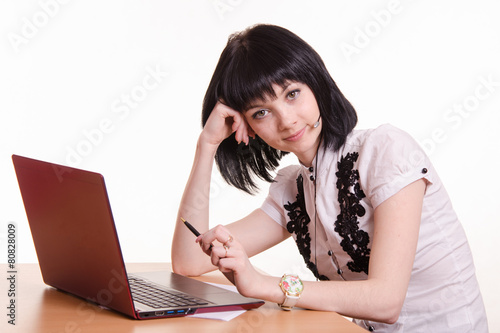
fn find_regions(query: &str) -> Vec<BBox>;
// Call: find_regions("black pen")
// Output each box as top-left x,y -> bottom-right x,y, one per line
181,217 -> 213,250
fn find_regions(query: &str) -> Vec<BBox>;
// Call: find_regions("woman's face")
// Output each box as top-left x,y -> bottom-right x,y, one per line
243,81 -> 322,166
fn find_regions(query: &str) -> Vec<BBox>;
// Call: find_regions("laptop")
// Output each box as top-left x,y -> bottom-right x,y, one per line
11,154 -> 264,319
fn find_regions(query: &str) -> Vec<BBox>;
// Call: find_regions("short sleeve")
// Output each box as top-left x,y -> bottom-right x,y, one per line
260,165 -> 301,229
356,124 -> 434,209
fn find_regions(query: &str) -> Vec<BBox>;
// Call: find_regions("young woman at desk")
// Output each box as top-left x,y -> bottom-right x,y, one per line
171,24 -> 488,332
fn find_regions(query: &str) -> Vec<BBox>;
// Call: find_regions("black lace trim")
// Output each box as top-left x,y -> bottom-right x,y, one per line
335,152 -> 370,274
284,174 -> 329,281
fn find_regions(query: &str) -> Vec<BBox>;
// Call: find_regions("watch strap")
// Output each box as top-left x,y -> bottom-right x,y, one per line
279,294 -> 300,310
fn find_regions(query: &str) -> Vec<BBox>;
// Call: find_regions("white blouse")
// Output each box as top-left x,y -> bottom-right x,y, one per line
261,124 -> 488,332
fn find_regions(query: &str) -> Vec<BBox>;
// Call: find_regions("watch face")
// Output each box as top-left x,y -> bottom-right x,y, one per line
281,274 -> 303,296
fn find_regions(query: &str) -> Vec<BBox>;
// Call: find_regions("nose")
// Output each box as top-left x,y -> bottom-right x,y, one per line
276,108 -> 297,131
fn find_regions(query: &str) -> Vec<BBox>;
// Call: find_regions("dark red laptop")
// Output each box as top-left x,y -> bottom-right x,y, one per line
12,154 -> 264,319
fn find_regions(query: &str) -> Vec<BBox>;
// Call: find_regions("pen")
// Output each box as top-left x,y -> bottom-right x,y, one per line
181,217 -> 213,250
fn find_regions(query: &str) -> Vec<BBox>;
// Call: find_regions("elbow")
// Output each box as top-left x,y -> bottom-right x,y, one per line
171,261 -> 188,276
361,279 -> 407,324
171,253 -> 183,275
171,259 -> 200,277
171,257 -> 210,277
373,298 -> 404,325
381,309 -> 401,325
172,263 -> 197,277
171,248 -> 198,276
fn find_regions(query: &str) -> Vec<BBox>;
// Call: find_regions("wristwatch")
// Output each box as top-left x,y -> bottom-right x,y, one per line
278,274 -> 304,310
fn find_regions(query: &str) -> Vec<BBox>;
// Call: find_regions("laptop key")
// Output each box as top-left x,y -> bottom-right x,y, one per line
128,277 -> 211,308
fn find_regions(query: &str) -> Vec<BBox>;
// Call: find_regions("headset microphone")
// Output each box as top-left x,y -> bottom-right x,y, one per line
313,115 -> 321,128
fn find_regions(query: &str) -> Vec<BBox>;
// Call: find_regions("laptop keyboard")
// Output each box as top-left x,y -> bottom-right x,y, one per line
128,277 -> 211,309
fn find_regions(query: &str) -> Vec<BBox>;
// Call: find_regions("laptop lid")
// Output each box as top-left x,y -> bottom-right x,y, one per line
12,154 -> 264,319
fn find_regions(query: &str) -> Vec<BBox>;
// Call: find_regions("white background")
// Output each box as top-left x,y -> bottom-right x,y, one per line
1,0 -> 498,331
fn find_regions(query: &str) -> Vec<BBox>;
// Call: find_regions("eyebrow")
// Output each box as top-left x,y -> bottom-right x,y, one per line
244,82 -> 292,112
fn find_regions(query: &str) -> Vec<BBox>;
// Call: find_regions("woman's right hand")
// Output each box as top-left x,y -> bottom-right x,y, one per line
200,101 -> 254,147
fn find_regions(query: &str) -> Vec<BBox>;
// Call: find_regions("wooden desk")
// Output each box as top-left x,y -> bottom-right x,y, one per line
1,263 -> 366,333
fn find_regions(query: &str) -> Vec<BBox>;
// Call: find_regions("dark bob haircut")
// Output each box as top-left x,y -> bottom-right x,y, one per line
202,24 -> 357,194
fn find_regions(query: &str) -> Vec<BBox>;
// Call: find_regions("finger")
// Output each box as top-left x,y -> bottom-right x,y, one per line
210,245 -> 229,267
210,249 -> 220,267
216,249 -> 237,274
247,125 -> 256,139
233,117 -> 249,145
231,114 -> 241,132
218,253 -> 244,274
206,225 -> 235,246
197,225 -> 237,263
232,117 -> 244,143
237,115 -> 255,145
238,123 -> 249,145
222,235 -> 234,247
240,116 -> 255,143
195,235 -> 213,254
217,103 -> 240,124
218,259 -> 234,274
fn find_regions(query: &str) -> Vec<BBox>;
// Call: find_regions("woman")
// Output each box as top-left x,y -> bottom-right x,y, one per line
171,24 -> 488,332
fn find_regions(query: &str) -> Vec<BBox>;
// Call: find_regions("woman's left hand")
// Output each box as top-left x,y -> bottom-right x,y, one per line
195,224 -> 263,298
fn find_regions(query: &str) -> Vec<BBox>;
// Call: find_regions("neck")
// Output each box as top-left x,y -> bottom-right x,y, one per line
298,134 -> 322,167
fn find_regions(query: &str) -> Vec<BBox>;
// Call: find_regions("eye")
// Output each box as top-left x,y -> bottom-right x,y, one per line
287,89 -> 300,100
252,109 -> 269,120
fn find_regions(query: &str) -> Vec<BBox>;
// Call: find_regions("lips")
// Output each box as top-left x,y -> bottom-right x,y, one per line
284,127 -> 306,142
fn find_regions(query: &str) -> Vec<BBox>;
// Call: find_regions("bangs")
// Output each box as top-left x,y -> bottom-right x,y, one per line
216,62 -> 295,112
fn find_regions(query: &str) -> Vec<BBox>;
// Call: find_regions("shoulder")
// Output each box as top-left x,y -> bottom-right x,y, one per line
346,124 -> 425,166
345,124 -> 432,208
348,124 -> 418,149
368,123 -> 417,143
272,165 -> 302,190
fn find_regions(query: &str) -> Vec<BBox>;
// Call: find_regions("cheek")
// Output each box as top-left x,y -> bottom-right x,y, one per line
247,119 -> 266,134
250,124 -> 274,143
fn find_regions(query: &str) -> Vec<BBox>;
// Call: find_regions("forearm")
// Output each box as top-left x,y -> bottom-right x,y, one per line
248,275 -> 403,324
171,136 -> 219,276
299,279 -> 403,324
